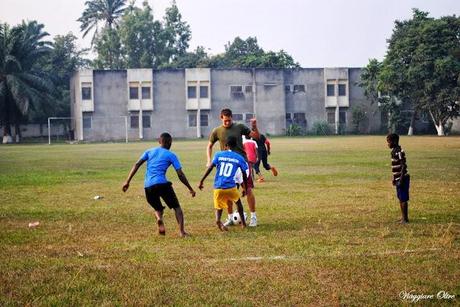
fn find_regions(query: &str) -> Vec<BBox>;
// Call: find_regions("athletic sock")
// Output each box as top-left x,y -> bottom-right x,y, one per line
251,212 -> 257,218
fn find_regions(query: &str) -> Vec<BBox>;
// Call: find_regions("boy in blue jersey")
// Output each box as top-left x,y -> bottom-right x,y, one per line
122,132 -> 196,237
198,136 -> 248,231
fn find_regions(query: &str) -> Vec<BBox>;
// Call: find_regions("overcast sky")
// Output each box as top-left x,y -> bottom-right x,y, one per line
1,0 -> 459,67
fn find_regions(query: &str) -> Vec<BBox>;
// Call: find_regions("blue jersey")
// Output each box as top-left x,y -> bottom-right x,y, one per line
212,150 -> 248,189
140,147 -> 181,188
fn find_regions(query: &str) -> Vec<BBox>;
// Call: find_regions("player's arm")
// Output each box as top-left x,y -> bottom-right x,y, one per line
198,165 -> 215,190
122,159 -> 145,192
248,118 -> 260,140
206,141 -> 214,167
176,169 -> 196,197
266,139 -> 271,155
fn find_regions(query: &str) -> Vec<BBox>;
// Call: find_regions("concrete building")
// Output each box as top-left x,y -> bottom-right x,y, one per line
70,68 -> 383,141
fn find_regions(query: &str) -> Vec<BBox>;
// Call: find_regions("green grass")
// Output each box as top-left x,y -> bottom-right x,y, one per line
0,136 -> 459,306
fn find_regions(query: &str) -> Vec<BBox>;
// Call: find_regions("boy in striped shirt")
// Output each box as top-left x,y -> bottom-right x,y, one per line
387,133 -> 410,224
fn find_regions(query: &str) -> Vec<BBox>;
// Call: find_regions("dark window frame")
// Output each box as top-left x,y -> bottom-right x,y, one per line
199,85 -> 208,98
327,84 -> 335,97
81,87 -> 92,100
141,86 -> 151,99
188,86 -> 197,99
338,84 -> 346,96
129,87 -> 139,100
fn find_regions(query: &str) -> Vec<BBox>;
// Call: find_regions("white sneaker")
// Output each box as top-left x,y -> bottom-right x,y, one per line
249,216 -> 257,227
223,217 -> 234,227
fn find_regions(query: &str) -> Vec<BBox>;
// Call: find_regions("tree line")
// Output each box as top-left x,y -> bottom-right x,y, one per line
1,2 -> 459,142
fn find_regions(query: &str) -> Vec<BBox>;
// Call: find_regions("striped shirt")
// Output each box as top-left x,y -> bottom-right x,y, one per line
390,146 -> 409,185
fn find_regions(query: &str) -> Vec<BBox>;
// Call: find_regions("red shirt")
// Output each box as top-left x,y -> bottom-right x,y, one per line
243,139 -> 258,164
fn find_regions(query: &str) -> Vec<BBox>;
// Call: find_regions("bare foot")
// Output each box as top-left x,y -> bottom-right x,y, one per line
216,221 -> 228,232
157,220 -> 166,235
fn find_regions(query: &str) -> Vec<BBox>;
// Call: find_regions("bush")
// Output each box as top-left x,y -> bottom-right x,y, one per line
312,121 -> 331,135
286,124 -> 303,136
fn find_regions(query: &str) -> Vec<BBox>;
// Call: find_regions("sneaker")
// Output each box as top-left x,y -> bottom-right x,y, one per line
248,216 -> 257,227
223,217 -> 234,227
257,177 -> 265,183
270,166 -> 278,176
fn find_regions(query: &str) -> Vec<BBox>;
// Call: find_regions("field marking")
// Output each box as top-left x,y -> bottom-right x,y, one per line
218,248 -> 442,263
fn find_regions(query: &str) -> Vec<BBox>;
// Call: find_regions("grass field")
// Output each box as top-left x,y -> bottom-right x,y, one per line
1,136 -> 459,306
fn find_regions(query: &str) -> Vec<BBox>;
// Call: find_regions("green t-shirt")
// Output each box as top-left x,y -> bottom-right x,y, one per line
209,123 -> 251,159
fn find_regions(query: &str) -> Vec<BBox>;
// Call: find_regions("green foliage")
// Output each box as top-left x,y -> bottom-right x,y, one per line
351,105 -> 367,133
0,21 -> 53,139
118,1 -> 162,68
160,0 -> 191,66
77,0 -> 127,44
286,124 -> 303,136
93,27 -> 124,69
311,121 -> 331,135
209,36 -> 299,68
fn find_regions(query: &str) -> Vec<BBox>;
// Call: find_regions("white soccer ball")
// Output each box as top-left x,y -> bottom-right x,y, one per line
232,211 -> 247,225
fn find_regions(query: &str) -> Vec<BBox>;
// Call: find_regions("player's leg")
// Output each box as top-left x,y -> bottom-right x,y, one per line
223,200 -> 234,227
246,172 -> 257,227
235,199 -> 246,228
145,185 -> 167,235
262,151 -> 278,176
255,154 -> 264,182
396,176 -> 410,223
160,182 -> 187,236
214,189 -> 229,231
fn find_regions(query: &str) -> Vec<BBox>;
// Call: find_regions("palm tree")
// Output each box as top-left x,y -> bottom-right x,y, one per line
0,21 -> 53,143
78,0 -> 127,44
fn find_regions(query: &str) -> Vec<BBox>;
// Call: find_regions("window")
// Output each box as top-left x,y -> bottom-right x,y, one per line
83,117 -> 91,129
129,86 -> 139,100
285,85 -> 292,93
200,114 -> 208,127
339,111 -> 346,124
338,84 -> 346,96
245,113 -> 254,123
327,84 -> 335,97
188,114 -> 197,127
200,86 -> 208,98
81,83 -> 92,100
187,86 -> 197,98
293,113 -> 306,124
230,86 -> 243,95
293,84 -> 305,93
130,115 -> 139,128
327,112 -> 335,124
143,115 -> 151,128
286,113 -> 292,121
245,85 -> 253,94
233,113 -> 243,121
142,86 -> 151,99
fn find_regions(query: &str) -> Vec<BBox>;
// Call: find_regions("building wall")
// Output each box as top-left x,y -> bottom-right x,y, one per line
71,67 -> 379,141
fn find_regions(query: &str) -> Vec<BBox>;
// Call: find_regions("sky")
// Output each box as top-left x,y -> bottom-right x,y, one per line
1,0 -> 459,67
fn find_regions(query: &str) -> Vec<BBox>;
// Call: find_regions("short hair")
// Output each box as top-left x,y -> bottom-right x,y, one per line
386,133 -> 399,144
160,132 -> 172,142
220,108 -> 232,117
225,136 -> 237,148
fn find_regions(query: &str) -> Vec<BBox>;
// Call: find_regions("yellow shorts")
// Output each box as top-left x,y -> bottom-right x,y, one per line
213,187 -> 240,210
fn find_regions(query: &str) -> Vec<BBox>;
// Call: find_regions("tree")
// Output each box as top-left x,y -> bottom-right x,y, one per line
166,46 -> 210,68
351,105 -> 367,133
77,0 -> 127,44
118,0 -> 163,68
93,27 -> 124,69
160,0 -> 191,66
0,21 -> 53,143
32,33 -> 90,123
381,10 -> 460,135
209,36 -> 299,69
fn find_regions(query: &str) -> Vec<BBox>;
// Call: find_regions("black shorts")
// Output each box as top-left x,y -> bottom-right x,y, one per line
144,182 -> 180,211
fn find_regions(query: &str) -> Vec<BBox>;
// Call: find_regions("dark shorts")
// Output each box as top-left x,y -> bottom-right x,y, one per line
145,182 -> 180,211
396,176 -> 410,202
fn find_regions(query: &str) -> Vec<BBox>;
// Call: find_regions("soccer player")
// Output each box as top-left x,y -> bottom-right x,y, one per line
242,135 -> 258,181
253,133 -> 278,183
387,133 -> 410,224
206,108 -> 260,227
122,132 -> 196,237
199,136 -> 248,231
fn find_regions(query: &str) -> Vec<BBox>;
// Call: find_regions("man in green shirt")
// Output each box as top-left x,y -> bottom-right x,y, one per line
206,108 -> 260,227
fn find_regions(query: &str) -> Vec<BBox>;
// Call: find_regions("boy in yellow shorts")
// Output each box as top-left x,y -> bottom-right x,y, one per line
198,136 -> 248,231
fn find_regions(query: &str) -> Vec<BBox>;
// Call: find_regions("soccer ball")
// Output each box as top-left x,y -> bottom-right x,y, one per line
232,211 -> 247,225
